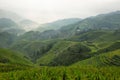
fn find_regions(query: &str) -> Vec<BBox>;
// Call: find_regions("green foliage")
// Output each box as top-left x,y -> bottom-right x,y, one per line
73,49 -> 120,67
0,63 -> 31,72
37,18 -> 81,32
96,41 -> 120,54
0,18 -> 24,34
37,41 -> 75,65
0,10 -> 120,80
37,41 -> 91,66
0,66 -> 120,80
68,30 -> 120,42
0,32 -> 16,48
57,11 -> 120,38
49,43 -> 91,66
11,40 -> 56,63
0,18 -> 18,28
0,48 -> 32,65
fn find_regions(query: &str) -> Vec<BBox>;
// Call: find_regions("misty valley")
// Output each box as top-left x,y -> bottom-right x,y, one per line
0,9 -> 120,80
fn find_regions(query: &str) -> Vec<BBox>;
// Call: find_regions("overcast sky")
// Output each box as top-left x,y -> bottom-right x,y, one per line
0,0 -> 120,23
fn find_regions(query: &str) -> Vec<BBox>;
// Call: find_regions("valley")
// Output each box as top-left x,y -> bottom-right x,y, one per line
0,10 -> 120,80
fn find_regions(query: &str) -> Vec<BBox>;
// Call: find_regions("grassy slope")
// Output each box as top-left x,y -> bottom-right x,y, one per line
0,48 -> 32,65
36,41 -> 91,66
36,41 -> 77,65
69,30 -> 120,44
10,30 -> 120,66
10,40 -> 56,62
68,30 -> 120,53
36,30 -> 120,66
73,41 -> 120,67
73,49 -> 120,67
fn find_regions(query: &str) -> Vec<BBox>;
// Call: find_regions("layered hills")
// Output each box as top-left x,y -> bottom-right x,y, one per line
0,10 -> 120,67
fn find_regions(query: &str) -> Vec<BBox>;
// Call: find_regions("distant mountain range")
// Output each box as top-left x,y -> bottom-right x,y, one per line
16,11 -> 120,41
19,19 -> 39,31
36,18 -> 81,32
0,18 -> 24,35
59,11 -> 120,36
0,9 -> 39,31
0,10 -> 120,67
0,9 -> 23,22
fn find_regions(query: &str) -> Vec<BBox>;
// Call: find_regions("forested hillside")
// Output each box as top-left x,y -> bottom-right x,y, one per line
0,10 -> 120,80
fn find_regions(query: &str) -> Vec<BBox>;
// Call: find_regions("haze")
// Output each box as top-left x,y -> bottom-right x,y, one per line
0,0 -> 120,23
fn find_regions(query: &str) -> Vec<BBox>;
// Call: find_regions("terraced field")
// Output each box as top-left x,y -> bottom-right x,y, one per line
73,49 -> 120,67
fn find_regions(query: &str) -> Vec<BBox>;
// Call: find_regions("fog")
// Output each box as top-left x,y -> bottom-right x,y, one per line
0,0 -> 120,23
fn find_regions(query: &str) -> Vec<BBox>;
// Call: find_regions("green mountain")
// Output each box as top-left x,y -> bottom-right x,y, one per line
11,22 -> 120,66
0,9 -> 23,22
19,11 -> 120,41
36,29 -> 120,66
0,9 -> 38,31
10,40 -> 56,63
1,10 -> 120,67
0,18 -> 18,28
36,18 -> 81,32
59,11 -> 120,37
0,48 -> 32,65
0,32 -> 16,48
17,30 -> 60,41
0,10 -> 120,80
36,41 -> 91,66
73,49 -> 120,67
72,41 -> 120,67
68,30 -> 120,47
19,19 -> 39,31
0,18 -> 24,35
10,29 -> 120,66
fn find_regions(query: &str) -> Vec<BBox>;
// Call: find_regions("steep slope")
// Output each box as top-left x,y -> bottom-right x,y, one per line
0,9 -> 23,22
19,19 -> 39,31
11,40 -> 56,62
73,41 -> 120,67
73,49 -> 120,67
0,18 -> 24,35
20,11 -> 120,41
2,10 -> 120,67
59,11 -> 120,36
0,18 -> 18,28
95,41 -> 120,55
17,30 -> 60,41
37,41 -> 91,66
0,32 -> 16,48
69,30 -> 110,41
0,9 -> 38,31
13,30 -> 120,66
35,30 -> 120,66
68,30 -> 120,49
11,29 -> 120,66
0,48 -> 32,65
36,18 -> 81,32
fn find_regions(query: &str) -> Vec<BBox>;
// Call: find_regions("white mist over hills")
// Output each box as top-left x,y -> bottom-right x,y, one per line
0,0 -> 120,23
0,0 -> 120,31
0,9 -> 39,31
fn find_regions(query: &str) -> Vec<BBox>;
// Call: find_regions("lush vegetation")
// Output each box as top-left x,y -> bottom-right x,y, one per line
0,48 -> 32,65
0,10 -> 120,80
0,66 -> 120,80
